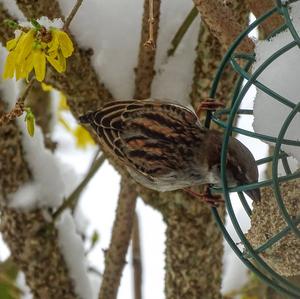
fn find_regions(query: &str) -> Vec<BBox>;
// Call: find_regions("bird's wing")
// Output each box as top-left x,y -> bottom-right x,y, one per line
80,99 -> 203,178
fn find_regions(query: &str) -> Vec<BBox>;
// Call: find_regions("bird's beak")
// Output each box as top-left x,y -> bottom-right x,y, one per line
245,188 -> 261,202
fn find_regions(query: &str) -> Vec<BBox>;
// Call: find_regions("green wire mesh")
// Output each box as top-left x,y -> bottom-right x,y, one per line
206,1 -> 300,297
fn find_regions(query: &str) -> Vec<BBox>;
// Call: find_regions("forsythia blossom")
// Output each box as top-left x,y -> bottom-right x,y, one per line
3,18 -> 74,82
58,92 -> 95,149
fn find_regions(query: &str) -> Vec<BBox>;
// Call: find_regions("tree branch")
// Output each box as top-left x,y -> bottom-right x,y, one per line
245,0 -> 284,37
167,7 -> 199,57
134,0 -> 161,99
98,177 -> 138,299
0,78 -> 35,126
144,0 -> 156,49
63,0 -> 84,30
193,0 -> 254,53
53,153 -> 105,220
16,0 -> 61,18
132,213 -> 143,299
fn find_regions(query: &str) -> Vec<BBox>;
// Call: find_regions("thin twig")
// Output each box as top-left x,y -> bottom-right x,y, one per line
282,0 -> 298,5
98,178 -> 138,299
53,152 -> 105,219
167,7 -> 198,57
63,0 -> 84,30
132,212 -> 143,299
134,0 -> 161,99
144,0 -> 156,49
0,77 -> 35,126
87,266 -> 102,277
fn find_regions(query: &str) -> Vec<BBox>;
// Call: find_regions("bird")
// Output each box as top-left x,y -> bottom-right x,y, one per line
79,99 -> 260,205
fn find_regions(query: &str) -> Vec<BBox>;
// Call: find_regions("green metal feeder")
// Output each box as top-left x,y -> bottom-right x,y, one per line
207,0 -> 300,297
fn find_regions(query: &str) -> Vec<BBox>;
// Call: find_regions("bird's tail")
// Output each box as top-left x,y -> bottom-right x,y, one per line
79,112 -> 95,124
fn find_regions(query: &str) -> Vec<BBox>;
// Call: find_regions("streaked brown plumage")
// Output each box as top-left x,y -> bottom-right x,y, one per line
80,99 -> 260,202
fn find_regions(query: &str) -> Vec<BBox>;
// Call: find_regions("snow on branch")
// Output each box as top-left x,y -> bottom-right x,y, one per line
56,210 -> 93,299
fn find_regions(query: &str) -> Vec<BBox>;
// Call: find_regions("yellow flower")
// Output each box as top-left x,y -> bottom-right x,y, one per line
49,29 -> 74,58
6,32 -> 22,51
3,50 -> 17,79
16,29 -> 35,65
46,29 -> 73,73
73,125 -> 95,149
24,108 -> 35,137
41,82 -> 53,91
58,92 -> 69,111
46,53 -> 65,73
32,49 -> 46,82
2,20 -> 74,82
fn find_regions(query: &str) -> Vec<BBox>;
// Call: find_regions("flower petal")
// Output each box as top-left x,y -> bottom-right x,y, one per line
3,51 -> 16,79
24,52 -> 34,74
6,35 -> 21,51
33,50 -> 46,81
74,125 -> 95,149
57,31 -> 74,57
16,29 -> 35,65
58,50 -> 66,72
48,30 -> 59,53
46,54 -> 63,73
15,64 -> 27,80
41,82 -> 53,91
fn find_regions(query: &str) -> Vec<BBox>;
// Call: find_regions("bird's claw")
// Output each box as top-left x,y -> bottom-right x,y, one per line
195,98 -> 225,117
183,187 -> 224,207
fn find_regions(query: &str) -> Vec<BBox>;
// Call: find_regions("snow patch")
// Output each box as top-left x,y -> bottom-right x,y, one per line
19,17 -> 63,29
56,210 -> 93,299
58,0 -> 143,98
253,2 -> 300,164
8,116 -> 78,209
0,0 -> 25,21
151,2 -> 200,106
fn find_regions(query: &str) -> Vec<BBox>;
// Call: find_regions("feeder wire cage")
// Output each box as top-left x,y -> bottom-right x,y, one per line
207,0 -> 300,297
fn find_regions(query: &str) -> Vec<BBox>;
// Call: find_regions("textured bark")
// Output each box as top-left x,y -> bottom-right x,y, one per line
134,0 -> 161,99
193,0 -> 254,53
0,4 -> 16,42
0,101 -> 31,201
0,209 -> 77,299
164,193 -> 223,299
191,0 -> 249,117
245,0 -> 284,37
98,178 -> 137,299
0,98 -> 77,299
16,0 -> 61,19
132,213 -> 142,299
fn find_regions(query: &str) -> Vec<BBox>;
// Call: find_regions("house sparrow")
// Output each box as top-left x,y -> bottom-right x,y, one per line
79,99 -> 260,204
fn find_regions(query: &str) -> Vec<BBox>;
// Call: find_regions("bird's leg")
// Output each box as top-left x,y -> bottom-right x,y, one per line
183,185 -> 224,207
195,98 -> 225,117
